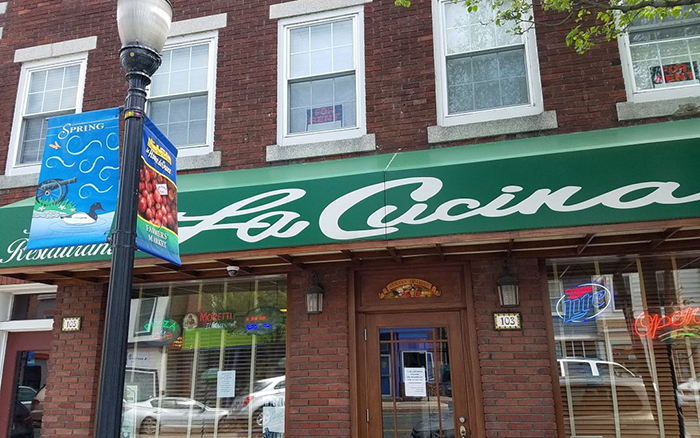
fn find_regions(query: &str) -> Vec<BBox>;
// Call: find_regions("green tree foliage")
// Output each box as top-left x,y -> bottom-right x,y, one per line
395,0 -> 699,53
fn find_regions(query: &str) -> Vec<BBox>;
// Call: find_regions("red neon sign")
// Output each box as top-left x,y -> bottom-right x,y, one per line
635,307 -> 700,339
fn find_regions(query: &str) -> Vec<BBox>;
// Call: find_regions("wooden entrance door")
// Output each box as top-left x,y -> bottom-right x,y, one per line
362,311 -> 472,438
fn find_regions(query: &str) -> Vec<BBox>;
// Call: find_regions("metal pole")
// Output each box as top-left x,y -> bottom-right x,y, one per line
94,44 -> 162,438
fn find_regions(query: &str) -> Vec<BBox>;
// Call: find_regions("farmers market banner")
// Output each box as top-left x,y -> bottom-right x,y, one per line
1,118 -> 700,269
26,108 -> 120,250
136,117 -> 181,266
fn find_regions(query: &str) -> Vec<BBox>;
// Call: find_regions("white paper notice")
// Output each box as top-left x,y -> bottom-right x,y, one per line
217,370 -> 236,398
404,367 -> 427,397
263,406 -> 285,433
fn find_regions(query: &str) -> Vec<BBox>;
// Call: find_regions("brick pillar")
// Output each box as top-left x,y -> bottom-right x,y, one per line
287,268 -> 351,437
41,283 -> 106,437
472,258 -> 559,438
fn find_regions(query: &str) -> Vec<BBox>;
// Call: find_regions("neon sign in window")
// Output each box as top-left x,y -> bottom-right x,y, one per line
635,307 -> 700,340
555,283 -> 612,323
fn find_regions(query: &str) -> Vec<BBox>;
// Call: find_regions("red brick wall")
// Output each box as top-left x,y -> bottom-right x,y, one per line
41,283 -> 106,437
472,258 -> 559,438
287,268 -> 352,437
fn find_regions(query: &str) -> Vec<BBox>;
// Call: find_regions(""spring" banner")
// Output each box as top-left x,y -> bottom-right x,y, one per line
27,108 -> 120,250
136,116 -> 181,266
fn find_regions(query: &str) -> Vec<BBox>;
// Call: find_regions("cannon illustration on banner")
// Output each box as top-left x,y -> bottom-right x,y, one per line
35,177 -> 77,203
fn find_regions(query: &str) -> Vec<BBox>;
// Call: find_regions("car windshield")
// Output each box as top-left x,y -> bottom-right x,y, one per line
254,379 -> 276,392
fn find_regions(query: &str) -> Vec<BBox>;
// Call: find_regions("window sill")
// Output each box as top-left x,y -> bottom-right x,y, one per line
266,133 -> 376,162
0,172 -> 39,189
178,151 -> 222,171
616,97 -> 700,121
427,111 -> 558,144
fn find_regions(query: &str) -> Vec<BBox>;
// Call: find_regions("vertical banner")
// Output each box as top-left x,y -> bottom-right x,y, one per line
27,108 -> 120,250
136,117 -> 181,265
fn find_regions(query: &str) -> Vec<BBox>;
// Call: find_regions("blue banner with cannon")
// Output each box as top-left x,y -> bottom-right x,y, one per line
27,108 -> 120,250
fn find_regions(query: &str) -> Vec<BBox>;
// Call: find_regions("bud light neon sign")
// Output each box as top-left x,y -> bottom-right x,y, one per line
555,283 -> 612,323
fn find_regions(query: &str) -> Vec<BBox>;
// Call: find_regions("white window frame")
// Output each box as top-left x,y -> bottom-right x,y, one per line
6,53 -> 88,176
146,30 -> 218,158
276,6 -> 367,147
431,0 -> 544,127
619,26 -> 700,103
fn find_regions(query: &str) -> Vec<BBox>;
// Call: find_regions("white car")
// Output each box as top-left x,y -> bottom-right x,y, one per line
230,376 -> 285,427
129,397 -> 233,434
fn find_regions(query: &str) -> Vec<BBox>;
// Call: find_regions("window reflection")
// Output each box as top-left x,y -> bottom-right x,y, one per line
121,277 -> 286,437
549,255 -> 700,438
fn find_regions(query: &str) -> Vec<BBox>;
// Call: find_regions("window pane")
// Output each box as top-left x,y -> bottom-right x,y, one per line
190,44 -> 209,69
151,43 -> 210,97
333,20 -> 353,46
63,65 -> 81,87
45,68 -> 64,91
290,53 -> 310,78
148,95 -> 209,148
24,65 -> 81,117
121,279 -> 287,437
310,49 -> 333,75
42,90 -> 61,112
310,23 -> 332,50
446,47 -> 529,114
28,70 -> 47,93
19,117 -> 49,164
288,75 -> 356,134
629,11 -> 700,92
289,18 -> 354,79
60,87 -> 78,110
26,93 -> 43,115
444,1 -> 521,55
290,27 -> 309,53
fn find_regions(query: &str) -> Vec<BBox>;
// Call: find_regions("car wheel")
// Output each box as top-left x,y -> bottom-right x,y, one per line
255,409 -> 265,427
140,417 -> 158,435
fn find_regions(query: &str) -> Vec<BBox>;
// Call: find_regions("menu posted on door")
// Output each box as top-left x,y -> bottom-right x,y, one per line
404,367 -> 427,397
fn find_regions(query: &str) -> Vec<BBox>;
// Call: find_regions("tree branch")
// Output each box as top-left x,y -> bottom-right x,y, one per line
575,0 -> 700,12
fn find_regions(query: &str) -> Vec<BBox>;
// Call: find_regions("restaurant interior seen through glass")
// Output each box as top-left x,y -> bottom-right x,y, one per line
120,277 -> 286,437
549,253 -> 700,438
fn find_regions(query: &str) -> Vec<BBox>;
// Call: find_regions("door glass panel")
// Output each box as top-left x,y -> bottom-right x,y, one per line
7,350 -> 49,438
378,328 -> 454,438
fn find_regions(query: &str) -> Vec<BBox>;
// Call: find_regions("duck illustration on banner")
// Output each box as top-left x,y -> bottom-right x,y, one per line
27,108 -> 120,250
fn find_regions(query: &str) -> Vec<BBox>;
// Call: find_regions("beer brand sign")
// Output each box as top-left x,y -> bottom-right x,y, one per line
555,283 -> 612,323
380,278 -> 441,299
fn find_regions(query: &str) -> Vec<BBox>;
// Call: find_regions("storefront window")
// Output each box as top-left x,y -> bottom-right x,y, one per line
548,254 -> 700,438
121,277 -> 286,437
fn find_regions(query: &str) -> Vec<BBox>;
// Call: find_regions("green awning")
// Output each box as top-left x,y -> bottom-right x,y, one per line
1,118 -> 699,269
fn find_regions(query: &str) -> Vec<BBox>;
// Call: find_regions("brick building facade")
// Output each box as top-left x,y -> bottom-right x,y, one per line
0,1 -> 698,438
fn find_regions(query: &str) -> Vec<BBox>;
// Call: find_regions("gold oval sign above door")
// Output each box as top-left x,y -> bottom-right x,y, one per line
379,278 -> 442,299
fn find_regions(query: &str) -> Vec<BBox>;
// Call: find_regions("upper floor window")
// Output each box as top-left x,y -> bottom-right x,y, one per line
432,0 -> 543,126
620,12 -> 700,102
8,54 -> 87,175
147,31 -> 217,157
277,6 -> 366,146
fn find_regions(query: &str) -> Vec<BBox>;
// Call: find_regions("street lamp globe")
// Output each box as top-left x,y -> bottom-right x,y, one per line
117,0 -> 173,52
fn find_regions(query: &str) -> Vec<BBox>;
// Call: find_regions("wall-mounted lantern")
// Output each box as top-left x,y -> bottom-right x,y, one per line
497,263 -> 520,308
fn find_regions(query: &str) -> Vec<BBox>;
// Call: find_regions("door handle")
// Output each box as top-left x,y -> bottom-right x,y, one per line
460,425 -> 467,437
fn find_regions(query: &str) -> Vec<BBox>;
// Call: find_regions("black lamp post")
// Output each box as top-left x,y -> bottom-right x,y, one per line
94,1 -> 172,437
